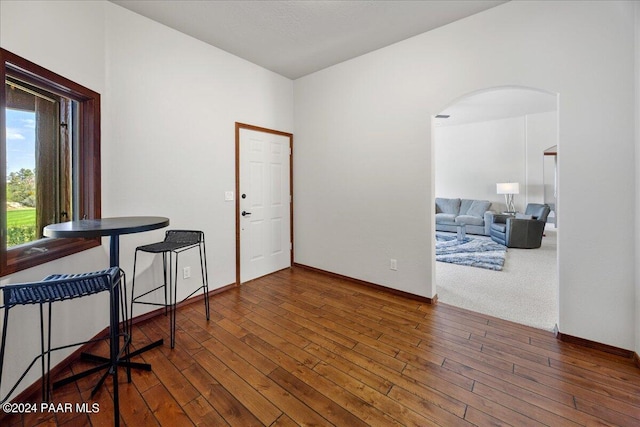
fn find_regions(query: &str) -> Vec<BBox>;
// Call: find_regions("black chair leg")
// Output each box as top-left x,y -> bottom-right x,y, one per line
170,253 -> 178,349
118,270 -> 132,384
111,274 -> 120,427
130,250 -> 139,342
163,252 -> 169,316
45,302 -> 53,402
0,309 -> 9,402
39,304 -> 46,402
199,242 -> 210,321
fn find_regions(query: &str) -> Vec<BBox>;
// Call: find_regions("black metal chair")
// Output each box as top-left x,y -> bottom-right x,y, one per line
0,267 -> 129,426
131,230 -> 210,348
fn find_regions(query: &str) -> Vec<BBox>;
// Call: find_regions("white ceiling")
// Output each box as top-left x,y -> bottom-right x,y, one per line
109,0 -> 506,79
435,88 -> 558,127
108,1 -> 551,125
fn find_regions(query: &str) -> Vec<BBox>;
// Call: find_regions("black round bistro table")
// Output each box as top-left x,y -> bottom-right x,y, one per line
43,216 -> 169,397
43,216 -> 170,268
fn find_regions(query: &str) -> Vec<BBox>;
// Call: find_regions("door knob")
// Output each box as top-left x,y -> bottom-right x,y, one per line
242,211 -> 252,217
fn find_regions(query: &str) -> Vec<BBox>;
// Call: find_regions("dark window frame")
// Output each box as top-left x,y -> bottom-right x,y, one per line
1,48 -> 101,276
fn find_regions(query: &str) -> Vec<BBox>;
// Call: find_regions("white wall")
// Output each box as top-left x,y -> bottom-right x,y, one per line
294,62 -> 432,297
295,1 -> 636,350
635,3 -> 640,357
435,111 -> 557,214
0,0 -> 293,400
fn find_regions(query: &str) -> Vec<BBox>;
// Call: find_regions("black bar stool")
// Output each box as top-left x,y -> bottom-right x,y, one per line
131,230 -> 210,348
0,267 -> 129,426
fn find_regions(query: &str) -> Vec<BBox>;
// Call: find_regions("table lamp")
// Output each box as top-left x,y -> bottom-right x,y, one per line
496,182 -> 519,213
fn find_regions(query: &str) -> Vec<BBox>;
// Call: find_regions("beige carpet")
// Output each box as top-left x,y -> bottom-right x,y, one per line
435,227 -> 558,331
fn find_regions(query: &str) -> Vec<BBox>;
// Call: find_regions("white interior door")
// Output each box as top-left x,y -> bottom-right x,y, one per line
240,128 -> 291,282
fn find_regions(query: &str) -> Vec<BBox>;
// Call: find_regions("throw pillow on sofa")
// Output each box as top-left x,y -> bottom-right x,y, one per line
435,198 -> 460,214
435,198 -> 461,224
464,200 -> 491,218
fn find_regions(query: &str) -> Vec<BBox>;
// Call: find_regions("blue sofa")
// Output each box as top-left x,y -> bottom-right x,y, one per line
435,197 -> 494,236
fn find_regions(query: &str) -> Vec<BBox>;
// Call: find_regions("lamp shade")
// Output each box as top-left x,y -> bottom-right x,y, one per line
496,182 -> 520,194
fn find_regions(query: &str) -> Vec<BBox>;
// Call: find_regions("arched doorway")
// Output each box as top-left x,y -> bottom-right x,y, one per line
433,86 -> 559,331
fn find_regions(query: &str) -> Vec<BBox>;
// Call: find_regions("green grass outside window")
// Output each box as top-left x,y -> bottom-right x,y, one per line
6,208 -> 36,246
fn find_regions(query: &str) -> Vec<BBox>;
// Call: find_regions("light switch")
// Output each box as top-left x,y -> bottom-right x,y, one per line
225,191 -> 234,201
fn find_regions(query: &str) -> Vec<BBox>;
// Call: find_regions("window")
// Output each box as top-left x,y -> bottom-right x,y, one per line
1,48 -> 101,276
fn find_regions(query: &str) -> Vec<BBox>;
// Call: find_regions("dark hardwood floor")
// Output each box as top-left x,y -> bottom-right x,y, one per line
3,267 -> 640,426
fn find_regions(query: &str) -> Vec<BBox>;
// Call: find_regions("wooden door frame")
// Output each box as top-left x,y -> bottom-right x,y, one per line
235,122 -> 294,285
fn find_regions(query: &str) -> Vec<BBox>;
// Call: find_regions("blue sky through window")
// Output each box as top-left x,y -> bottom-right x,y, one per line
5,108 -> 35,174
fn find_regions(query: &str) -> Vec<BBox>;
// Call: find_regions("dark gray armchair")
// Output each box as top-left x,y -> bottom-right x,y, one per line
489,203 -> 551,249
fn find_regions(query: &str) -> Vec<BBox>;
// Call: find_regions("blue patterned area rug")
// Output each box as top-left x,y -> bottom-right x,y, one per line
436,232 -> 506,271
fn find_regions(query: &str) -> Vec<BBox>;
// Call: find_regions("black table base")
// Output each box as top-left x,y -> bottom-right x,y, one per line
52,339 -> 163,396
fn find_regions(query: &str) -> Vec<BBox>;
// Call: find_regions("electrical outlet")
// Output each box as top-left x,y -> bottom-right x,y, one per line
183,266 -> 191,279
390,259 -> 397,271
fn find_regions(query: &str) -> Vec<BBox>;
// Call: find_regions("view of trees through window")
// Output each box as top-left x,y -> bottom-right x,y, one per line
5,75 -> 74,249
5,108 -> 37,247
1,47 -> 101,276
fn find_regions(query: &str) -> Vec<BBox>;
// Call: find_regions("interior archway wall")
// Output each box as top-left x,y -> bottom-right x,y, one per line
433,86 -> 559,327
293,1 -> 635,350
